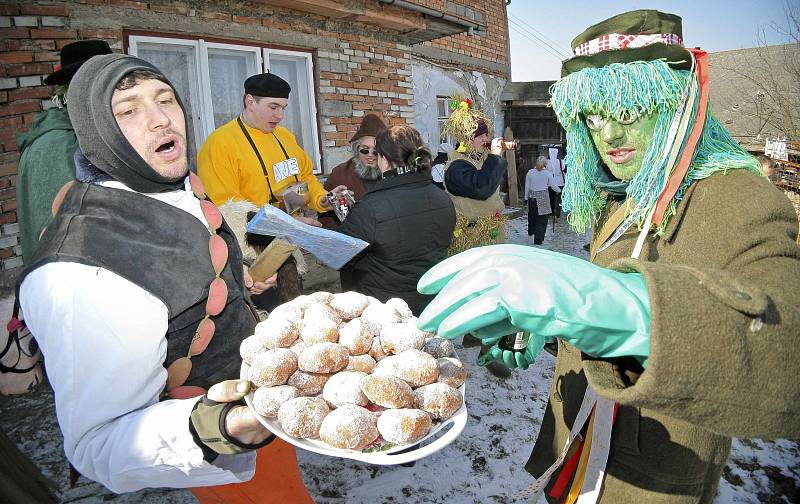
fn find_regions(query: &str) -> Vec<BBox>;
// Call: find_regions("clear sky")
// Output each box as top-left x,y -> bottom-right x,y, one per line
507,0 -> 796,82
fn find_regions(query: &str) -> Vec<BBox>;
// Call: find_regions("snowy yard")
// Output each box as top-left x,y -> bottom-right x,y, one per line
296,214 -> 800,504
0,213 -> 796,503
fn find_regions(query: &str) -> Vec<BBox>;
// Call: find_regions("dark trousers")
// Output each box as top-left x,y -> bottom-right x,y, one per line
527,198 -> 550,244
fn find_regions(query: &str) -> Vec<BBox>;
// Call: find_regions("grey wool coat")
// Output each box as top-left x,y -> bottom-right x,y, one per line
526,169 -> 800,503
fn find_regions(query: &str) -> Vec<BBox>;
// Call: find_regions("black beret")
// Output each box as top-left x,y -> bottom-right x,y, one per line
244,72 -> 291,98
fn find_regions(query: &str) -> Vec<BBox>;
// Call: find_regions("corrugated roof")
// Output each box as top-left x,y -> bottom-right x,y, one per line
708,44 -> 799,143
500,80 -> 555,103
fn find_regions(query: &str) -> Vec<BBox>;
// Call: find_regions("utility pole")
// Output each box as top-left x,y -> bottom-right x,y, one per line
504,126 -> 519,207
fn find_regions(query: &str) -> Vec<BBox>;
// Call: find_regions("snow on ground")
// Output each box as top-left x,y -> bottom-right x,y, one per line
296,214 -> 800,504
0,212 -> 797,503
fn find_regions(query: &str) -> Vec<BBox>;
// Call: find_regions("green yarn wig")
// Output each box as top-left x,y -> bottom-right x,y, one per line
550,59 -> 762,235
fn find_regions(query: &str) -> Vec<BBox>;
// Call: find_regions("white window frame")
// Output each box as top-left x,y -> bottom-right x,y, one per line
127,36 -> 205,148
202,41 -> 262,134
437,96 -> 454,147
263,48 -> 321,172
127,35 -> 321,172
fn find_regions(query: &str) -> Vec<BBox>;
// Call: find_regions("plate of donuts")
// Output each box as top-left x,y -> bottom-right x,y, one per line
240,291 -> 468,465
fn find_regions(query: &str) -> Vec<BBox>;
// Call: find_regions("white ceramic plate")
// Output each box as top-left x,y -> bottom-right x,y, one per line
241,358 -> 467,465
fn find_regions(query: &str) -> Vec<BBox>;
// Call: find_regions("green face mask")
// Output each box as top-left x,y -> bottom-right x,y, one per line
586,111 -> 658,181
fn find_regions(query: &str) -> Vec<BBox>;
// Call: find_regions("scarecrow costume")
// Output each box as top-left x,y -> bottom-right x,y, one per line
417,9 -> 800,504
441,95 -> 506,255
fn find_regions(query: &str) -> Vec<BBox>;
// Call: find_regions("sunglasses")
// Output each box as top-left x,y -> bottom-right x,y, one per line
166,172 -> 230,400
358,147 -> 378,156
584,109 -> 641,132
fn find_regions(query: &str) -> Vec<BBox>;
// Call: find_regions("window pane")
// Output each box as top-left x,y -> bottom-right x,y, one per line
438,97 -> 448,118
135,42 -> 204,150
207,48 -> 256,129
267,55 -> 311,152
264,50 -> 320,172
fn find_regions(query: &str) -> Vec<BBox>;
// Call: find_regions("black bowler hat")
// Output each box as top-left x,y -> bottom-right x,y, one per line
244,72 -> 291,99
44,40 -> 113,85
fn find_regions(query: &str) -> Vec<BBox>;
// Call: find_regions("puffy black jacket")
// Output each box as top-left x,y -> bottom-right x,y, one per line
338,171 -> 456,315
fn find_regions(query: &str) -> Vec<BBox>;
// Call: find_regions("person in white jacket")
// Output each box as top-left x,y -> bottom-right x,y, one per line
17,54 -> 273,493
524,155 -> 562,244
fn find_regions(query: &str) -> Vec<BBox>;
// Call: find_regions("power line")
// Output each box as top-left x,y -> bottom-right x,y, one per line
508,13 -> 571,58
509,23 -> 563,63
508,19 -> 566,62
508,14 -> 572,59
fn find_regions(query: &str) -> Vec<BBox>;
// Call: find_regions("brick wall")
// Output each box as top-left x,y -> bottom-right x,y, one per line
404,0 -> 509,67
317,36 -> 414,150
0,0 -> 510,281
0,3 -> 76,274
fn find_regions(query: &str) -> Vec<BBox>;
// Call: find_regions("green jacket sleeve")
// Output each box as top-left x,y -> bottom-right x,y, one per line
585,172 -> 800,439
17,129 -> 77,264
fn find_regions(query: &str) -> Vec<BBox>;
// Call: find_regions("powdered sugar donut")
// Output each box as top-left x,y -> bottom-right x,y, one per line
372,354 -> 400,377
304,301 -> 341,323
393,349 -> 439,387
240,335 -> 266,365
269,302 -> 303,325
278,396 -> 330,439
369,336 -> 390,361
298,342 -> 349,373
385,298 -> 413,321
437,357 -> 467,388
287,370 -> 331,396
377,408 -> 432,445
360,375 -> 413,409
252,385 -> 301,418
319,404 -> 378,450
345,354 -> 376,374
289,339 -> 307,358
248,348 -> 298,387
322,371 -> 369,407
255,316 -> 299,348
299,316 -> 339,346
380,322 -> 426,354
422,337 -> 455,358
291,294 -> 308,306
307,291 -> 334,304
413,382 -> 462,420
339,318 -> 374,355
360,303 -> 401,336
329,291 -> 369,320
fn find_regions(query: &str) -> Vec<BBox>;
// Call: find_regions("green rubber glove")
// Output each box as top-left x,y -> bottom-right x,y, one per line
417,244 -> 651,366
476,332 -> 547,370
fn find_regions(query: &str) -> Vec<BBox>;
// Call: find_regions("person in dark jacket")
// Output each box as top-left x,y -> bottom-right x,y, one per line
338,125 -> 455,315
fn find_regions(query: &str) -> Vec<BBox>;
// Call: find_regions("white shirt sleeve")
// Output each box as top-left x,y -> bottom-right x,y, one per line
524,169 -> 532,200
20,262 -> 255,493
431,163 -> 445,183
549,172 -> 562,193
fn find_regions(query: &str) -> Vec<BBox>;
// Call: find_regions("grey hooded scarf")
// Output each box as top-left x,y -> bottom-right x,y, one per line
66,53 -> 192,193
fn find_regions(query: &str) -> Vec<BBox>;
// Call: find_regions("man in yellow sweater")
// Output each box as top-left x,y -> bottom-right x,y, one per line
198,72 -> 347,309
198,72 -> 338,214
